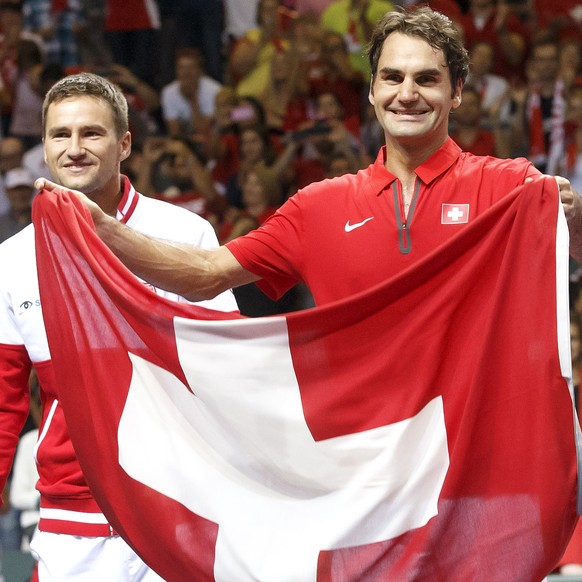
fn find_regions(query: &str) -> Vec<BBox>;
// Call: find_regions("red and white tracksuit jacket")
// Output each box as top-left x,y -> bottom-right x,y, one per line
0,177 -> 237,535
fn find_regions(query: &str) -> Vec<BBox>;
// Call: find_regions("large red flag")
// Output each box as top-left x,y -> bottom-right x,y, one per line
33,177 -> 579,581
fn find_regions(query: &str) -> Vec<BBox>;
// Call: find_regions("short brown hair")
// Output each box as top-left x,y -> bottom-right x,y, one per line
42,72 -> 129,138
367,6 -> 469,95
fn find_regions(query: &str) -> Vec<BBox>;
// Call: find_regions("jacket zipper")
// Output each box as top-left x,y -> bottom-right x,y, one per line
392,180 -> 421,255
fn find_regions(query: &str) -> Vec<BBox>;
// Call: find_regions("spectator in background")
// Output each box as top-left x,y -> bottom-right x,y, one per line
21,62 -> 65,181
325,152 -> 357,179
449,85 -> 503,157
100,63 -> 160,116
75,0 -> 110,67
220,162 -> 302,316
225,122 -> 280,209
161,47 -> 222,141
308,30 -> 366,124
460,0 -> 529,84
21,0 -> 86,67
0,135 -> 24,214
0,134 -> 23,175
233,95 -> 269,129
511,38 -> 567,173
324,151 -> 355,178
0,166 -> 35,242
206,93 -> 277,197
533,0 -> 582,42
320,0 -> 394,79
219,163 -> 281,243
204,86 -> 241,192
271,90 -> 370,194
228,0 -> 291,98
287,10 -> 322,86
8,38 -> 43,149
563,79 -> 582,192
160,0 -> 225,84
260,45 -> 309,133
294,0 -> 329,14
103,0 -> 161,87
10,370 -> 41,552
96,62 -> 162,147
0,1 -> 22,134
560,38 -> 582,89
313,90 -> 362,144
403,0 -> 463,25
0,2 -> 21,67
223,0 -> 260,44
466,41 -> 511,131
141,136 -> 226,221
121,135 -> 171,194
360,101 -> 384,159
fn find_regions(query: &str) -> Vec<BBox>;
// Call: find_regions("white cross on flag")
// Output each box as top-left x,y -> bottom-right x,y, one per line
33,178 -> 579,582
442,203 -> 470,224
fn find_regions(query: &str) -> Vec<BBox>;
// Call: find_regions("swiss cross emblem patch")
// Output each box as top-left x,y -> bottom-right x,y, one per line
442,204 -> 470,224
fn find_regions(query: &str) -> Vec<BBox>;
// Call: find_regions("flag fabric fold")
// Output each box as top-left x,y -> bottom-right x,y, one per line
33,177 -> 578,581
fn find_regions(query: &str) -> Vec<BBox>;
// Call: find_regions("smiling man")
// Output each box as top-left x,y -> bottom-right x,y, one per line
43,90 -> 131,217
0,73 -> 238,580
29,9 -> 582,578
39,6 -> 582,307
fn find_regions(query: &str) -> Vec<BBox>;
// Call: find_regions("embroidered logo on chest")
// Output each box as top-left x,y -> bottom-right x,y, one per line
345,217 -> 375,232
441,204 -> 469,224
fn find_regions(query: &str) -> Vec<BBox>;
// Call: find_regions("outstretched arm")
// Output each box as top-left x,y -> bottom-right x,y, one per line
35,179 -> 260,302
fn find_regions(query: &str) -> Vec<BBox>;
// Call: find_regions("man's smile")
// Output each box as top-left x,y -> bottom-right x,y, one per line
388,109 -> 429,116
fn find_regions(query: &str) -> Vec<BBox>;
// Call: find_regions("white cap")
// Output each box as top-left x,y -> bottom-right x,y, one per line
5,167 -> 35,189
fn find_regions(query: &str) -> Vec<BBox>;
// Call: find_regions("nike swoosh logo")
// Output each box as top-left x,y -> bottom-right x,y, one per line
345,217 -> 375,232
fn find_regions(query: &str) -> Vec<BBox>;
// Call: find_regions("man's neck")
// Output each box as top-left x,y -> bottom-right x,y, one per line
384,137 -> 445,182
93,175 -> 124,218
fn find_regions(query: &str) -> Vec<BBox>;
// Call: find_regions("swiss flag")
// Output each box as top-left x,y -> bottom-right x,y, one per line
33,177 -> 578,581
441,203 -> 470,224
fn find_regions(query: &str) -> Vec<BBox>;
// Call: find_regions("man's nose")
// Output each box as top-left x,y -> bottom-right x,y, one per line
398,78 -> 418,102
67,135 -> 85,157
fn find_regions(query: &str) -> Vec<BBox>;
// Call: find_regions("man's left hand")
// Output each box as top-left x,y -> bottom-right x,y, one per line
556,175 -> 582,263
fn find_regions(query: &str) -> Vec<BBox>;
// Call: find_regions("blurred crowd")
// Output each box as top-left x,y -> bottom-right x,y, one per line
1,0 -> 582,574
0,0 -> 581,257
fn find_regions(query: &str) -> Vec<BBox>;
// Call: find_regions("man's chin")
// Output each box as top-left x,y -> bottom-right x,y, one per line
388,131 -> 427,144
58,179 -> 94,194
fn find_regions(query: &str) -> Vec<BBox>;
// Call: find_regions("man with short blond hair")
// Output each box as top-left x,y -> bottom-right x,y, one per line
0,72 -> 237,581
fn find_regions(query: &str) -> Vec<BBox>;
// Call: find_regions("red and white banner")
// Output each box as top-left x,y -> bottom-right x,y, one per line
33,177 -> 579,581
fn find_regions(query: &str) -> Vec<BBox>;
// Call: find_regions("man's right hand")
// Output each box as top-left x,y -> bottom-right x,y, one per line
35,178 -> 104,224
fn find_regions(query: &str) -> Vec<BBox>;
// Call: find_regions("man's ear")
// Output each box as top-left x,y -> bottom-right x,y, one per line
452,81 -> 463,111
120,131 -> 131,162
368,78 -> 375,105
